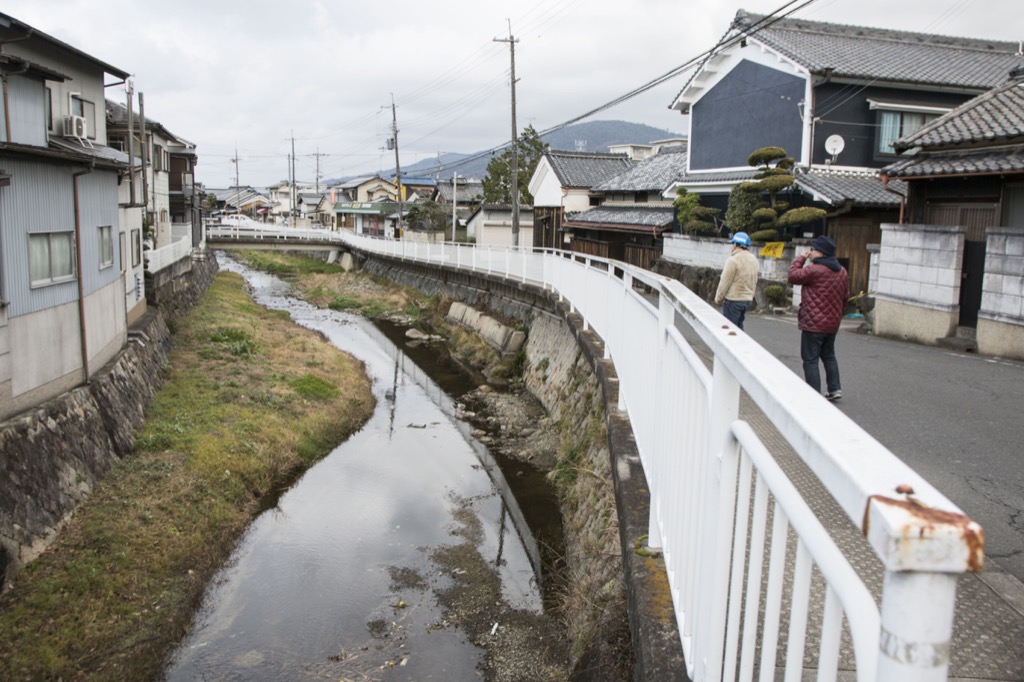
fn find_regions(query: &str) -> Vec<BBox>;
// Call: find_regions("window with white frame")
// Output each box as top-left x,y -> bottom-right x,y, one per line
29,232 -> 75,286
131,228 -> 142,267
98,225 -> 113,268
870,100 -> 950,155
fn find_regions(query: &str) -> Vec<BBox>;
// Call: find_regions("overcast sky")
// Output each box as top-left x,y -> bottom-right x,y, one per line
5,0 -> 1020,188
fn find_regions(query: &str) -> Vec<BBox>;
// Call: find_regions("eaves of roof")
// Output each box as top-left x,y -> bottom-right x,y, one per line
563,206 -> 675,231
894,75 -> 1024,152
0,12 -> 130,80
673,168 -> 759,186
106,100 -> 197,152
0,53 -> 68,81
881,145 -> 1024,178
1,138 -> 128,170
793,170 -> 904,208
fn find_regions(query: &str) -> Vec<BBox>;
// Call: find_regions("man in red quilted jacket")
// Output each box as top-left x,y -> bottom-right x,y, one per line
788,235 -> 850,401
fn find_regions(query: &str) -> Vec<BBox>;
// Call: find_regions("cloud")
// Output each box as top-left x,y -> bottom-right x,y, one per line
4,0 -> 1016,187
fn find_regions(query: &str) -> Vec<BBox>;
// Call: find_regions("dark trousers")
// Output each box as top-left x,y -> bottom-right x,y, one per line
800,330 -> 841,394
722,299 -> 750,329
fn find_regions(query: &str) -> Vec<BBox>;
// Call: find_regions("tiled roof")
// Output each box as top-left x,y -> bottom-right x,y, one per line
676,10 -> 1021,106
106,100 -> 194,149
734,10 -> 1021,89
793,169 -> 905,207
893,73 -> 1024,152
545,150 -> 633,188
882,147 -> 1024,177
564,206 -> 676,233
595,146 -> 689,192
674,168 -> 759,186
435,180 -> 484,203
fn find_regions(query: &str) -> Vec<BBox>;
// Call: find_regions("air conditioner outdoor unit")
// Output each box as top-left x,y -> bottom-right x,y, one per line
63,115 -> 87,139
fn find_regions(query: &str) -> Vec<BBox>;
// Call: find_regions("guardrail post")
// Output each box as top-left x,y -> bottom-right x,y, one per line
864,494 -> 977,681
690,355 -> 741,681
645,291 -> 677,550
876,572 -> 957,681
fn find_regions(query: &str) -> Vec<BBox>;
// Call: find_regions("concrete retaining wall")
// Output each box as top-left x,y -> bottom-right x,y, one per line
662,233 -> 794,281
446,302 -> 526,357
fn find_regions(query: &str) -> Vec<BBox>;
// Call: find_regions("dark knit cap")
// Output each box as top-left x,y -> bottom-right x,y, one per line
810,235 -> 836,257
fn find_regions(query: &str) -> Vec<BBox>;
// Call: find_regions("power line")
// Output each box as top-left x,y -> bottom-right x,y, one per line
426,0 -> 821,177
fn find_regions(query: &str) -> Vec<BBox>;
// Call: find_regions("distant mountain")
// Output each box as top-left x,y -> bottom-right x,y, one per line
329,120 -> 684,185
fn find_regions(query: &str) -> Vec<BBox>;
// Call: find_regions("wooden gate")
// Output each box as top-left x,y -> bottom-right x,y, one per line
829,218 -> 879,298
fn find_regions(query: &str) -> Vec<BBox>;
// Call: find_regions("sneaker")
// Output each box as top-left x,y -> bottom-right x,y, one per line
826,390 -> 842,402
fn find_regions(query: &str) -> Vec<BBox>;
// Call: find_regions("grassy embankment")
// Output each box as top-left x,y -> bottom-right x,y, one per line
0,262 -> 376,681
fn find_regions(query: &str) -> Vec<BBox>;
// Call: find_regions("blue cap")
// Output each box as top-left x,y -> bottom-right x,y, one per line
730,231 -> 751,247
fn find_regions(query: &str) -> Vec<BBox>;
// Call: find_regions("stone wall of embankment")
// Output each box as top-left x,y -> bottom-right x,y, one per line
0,254 -> 218,587
362,254 -> 685,680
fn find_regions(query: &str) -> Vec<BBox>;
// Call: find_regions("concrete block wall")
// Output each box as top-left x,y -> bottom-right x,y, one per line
873,223 -> 963,344
977,228 -> 1024,360
867,244 -> 880,294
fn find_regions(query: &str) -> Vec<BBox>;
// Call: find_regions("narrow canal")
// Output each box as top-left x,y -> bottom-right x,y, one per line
163,255 -> 566,680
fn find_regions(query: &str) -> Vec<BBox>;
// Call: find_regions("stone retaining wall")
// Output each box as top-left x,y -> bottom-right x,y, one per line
0,254 -> 218,587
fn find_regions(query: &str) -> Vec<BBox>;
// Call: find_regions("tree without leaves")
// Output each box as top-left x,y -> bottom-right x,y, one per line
481,124 -> 548,205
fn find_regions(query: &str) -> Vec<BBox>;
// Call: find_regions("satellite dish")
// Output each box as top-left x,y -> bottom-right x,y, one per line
824,134 -> 845,159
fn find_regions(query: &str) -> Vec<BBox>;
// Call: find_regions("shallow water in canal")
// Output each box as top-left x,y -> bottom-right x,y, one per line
163,256 -> 559,681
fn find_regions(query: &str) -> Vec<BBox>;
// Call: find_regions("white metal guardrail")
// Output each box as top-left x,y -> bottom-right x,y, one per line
213,228 -> 982,681
206,225 -> 340,243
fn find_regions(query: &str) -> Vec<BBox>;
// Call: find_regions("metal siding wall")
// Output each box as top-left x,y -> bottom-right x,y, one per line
690,60 -> 804,171
78,170 -> 121,296
7,76 -> 49,147
0,157 -> 78,317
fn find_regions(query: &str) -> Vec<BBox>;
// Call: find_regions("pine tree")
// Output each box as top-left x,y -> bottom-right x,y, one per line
481,125 -> 548,205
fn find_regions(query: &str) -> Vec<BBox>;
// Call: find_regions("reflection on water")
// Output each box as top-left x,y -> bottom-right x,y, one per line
163,255 -> 557,681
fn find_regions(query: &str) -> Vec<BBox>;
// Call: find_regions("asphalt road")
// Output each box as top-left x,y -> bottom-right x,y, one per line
743,314 -> 1024,584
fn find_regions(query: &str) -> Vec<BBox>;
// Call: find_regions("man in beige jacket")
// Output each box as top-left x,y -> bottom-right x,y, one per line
714,231 -> 758,329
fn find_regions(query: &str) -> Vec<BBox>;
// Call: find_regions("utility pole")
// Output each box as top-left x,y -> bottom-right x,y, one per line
451,173 -> 458,242
231,146 -> 240,215
312,147 -> 328,194
291,132 -> 297,227
390,95 -> 404,237
494,22 -> 520,247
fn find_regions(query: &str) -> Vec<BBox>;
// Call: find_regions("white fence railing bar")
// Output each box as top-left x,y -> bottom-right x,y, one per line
145,235 -> 193,273
212,228 -> 982,681
206,225 -> 339,243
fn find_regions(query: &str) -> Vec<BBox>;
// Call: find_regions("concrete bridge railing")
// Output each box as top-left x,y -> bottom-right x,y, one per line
215,228 -> 982,681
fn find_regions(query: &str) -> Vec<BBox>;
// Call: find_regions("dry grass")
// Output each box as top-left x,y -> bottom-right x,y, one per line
0,271 -> 374,681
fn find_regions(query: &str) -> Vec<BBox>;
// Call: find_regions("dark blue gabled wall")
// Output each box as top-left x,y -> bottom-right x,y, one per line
690,60 -> 805,171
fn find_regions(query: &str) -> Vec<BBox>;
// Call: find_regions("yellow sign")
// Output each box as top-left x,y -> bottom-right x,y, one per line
760,242 -> 785,258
